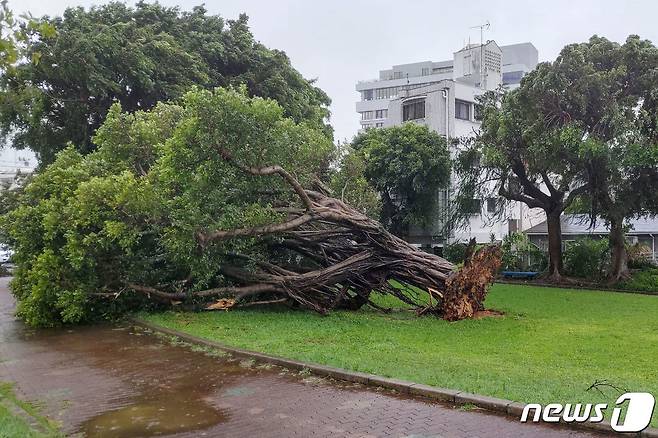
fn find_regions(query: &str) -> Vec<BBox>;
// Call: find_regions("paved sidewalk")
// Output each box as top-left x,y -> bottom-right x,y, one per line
0,278 -> 610,437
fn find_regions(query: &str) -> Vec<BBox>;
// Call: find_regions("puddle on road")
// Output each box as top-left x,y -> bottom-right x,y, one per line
79,397 -> 227,437
0,312 -> 246,437
67,326 -> 242,437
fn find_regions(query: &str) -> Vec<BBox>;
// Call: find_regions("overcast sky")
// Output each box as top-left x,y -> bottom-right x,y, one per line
11,0 -> 658,144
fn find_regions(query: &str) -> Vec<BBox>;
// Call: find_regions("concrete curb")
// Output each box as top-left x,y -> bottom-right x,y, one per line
132,318 -> 658,437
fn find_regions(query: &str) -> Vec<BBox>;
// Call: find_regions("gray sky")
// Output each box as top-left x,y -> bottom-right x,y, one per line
14,0 -> 658,143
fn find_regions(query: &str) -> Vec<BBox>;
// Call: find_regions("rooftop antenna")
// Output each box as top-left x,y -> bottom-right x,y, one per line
470,21 -> 490,46
470,21 -> 490,89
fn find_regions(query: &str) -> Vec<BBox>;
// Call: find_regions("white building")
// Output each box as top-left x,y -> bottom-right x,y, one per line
355,41 -> 543,248
0,147 -> 36,189
356,42 -> 537,131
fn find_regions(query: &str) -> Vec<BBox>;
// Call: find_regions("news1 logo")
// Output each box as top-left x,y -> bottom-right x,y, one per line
520,392 -> 655,433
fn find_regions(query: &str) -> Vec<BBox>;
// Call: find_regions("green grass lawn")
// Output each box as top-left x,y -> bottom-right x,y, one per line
0,383 -> 61,438
141,284 -> 658,426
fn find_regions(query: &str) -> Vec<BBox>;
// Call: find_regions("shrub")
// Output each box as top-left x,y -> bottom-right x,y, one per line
627,243 -> 655,269
619,268 -> 658,292
443,242 -> 468,264
563,238 -> 610,280
500,233 -> 547,272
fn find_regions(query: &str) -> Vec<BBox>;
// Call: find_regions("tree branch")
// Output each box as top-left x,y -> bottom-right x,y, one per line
498,184 -> 546,210
216,147 -> 314,210
236,298 -> 288,308
198,213 -> 317,244
563,183 -> 590,209
540,171 -> 561,198
127,282 -> 281,301
510,160 -> 551,204
126,283 -> 186,300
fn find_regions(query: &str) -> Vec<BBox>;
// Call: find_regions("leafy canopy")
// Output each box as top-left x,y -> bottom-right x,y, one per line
561,36 -> 658,221
1,87 -> 334,327
0,0 -> 56,69
454,35 -> 658,280
330,143 -> 381,220
348,124 -> 451,235
0,1 -> 332,164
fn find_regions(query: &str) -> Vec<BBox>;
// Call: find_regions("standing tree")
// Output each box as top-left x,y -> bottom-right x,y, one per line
562,36 -> 658,281
455,35 -> 658,282
0,1 -> 331,164
454,89 -> 589,282
347,124 -> 452,236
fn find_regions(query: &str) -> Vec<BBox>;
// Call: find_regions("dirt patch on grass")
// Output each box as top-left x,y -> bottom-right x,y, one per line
472,309 -> 505,319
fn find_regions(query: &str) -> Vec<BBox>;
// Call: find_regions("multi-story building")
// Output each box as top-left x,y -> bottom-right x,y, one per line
356,41 -> 537,130
355,41 -> 543,248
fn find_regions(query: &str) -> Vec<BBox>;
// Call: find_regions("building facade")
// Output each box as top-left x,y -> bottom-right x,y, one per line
356,42 -> 538,131
355,41 -> 542,247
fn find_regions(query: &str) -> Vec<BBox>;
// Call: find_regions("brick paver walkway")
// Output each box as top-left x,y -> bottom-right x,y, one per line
0,278 -> 610,437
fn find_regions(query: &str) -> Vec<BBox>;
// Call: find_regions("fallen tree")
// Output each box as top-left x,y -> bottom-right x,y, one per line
3,87 -> 500,327
126,147 -> 502,319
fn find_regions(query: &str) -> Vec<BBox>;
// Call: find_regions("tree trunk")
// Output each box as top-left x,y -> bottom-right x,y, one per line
546,211 -> 563,282
608,217 -> 630,282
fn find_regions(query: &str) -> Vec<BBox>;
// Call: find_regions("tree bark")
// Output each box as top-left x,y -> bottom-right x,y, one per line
608,217 -> 630,282
546,210 -> 563,282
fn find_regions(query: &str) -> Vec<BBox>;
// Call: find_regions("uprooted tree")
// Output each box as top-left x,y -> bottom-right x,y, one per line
1,88 -> 500,327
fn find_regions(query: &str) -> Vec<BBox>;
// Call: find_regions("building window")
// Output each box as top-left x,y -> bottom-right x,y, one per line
361,123 -> 372,130
375,122 -> 384,128
402,99 -> 425,121
421,67 -> 431,76
486,197 -> 498,213
362,89 -> 373,101
375,109 -> 388,119
393,71 -> 403,79
466,198 -> 481,216
503,71 -> 524,85
474,103 -> 484,121
361,111 -> 374,120
374,87 -> 398,100
433,66 -> 453,74
455,99 -> 471,120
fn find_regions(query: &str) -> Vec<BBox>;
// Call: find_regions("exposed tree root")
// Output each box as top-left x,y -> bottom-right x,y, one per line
442,245 -> 502,321
540,272 -> 582,285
